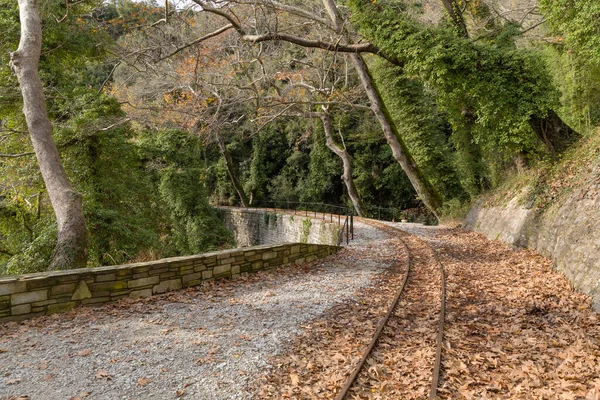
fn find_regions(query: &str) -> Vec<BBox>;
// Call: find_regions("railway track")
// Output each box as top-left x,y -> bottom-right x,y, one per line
335,218 -> 447,399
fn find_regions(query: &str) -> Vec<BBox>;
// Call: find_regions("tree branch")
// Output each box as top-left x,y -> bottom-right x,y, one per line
195,0 -> 403,66
0,152 -> 35,158
158,24 -> 234,61
242,32 -> 386,58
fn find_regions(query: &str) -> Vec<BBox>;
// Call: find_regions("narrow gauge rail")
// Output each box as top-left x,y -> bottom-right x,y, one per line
335,218 -> 447,400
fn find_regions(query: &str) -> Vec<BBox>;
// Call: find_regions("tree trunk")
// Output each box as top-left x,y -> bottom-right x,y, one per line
350,54 -> 442,218
10,0 -> 87,270
322,0 -> 442,219
529,110 -> 580,155
320,112 -> 365,217
215,132 -> 249,207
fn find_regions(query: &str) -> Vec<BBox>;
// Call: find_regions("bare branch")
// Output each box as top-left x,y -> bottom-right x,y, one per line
238,0 -> 330,27
158,24 -> 234,61
192,1 -> 246,34
98,118 -> 131,132
242,32 -> 378,54
0,152 -> 35,158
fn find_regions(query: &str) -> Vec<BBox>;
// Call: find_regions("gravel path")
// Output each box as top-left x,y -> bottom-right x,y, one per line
0,221 -> 394,400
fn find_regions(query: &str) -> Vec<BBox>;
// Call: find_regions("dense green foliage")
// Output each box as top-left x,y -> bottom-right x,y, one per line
349,1 -> 558,181
2,0 -> 600,273
0,0 -> 231,273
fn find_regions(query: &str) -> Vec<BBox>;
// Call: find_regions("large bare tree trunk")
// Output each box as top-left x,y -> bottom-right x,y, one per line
10,0 -> 88,270
320,112 -> 365,217
322,0 -> 442,218
215,132 -> 249,207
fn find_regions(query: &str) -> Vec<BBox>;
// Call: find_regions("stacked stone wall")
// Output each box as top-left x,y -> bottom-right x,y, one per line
0,243 -> 339,323
221,208 -> 342,247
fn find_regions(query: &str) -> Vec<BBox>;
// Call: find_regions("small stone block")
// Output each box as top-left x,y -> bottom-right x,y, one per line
267,257 -> 284,266
129,289 -> 152,299
183,279 -> 202,287
252,261 -> 263,271
110,290 -> 131,297
219,257 -> 235,265
132,266 -> 151,274
11,304 -> 31,315
202,270 -> 213,280
26,277 -> 58,290
182,272 -> 203,285
117,269 -> 133,278
179,266 -> 194,274
193,265 -> 207,273
71,281 -> 92,301
149,267 -> 169,276
262,252 -> 277,260
201,256 -> 217,265
0,281 -> 27,296
90,281 -> 128,293
95,274 -> 117,283
153,279 -> 182,294
214,265 -> 231,276
232,265 -> 240,275
128,276 -> 160,289
247,254 -> 262,262
50,283 -> 77,297
11,290 -> 47,305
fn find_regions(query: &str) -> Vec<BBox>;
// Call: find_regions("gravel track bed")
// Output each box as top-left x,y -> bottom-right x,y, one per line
0,221 -> 392,400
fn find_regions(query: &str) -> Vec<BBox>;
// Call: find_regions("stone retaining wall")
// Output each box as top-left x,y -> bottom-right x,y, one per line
221,208 -> 342,247
464,187 -> 600,310
0,243 -> 339,323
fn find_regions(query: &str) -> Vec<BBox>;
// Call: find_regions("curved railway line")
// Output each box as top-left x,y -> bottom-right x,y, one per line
334,218 -> 447,400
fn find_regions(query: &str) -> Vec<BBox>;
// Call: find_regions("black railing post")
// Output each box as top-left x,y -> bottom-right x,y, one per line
351,212 -> 354,240
346,214 -> 349,245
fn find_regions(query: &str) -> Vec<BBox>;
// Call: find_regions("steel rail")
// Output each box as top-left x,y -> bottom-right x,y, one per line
333,222 -> 411,400
334,218 -> 447,400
